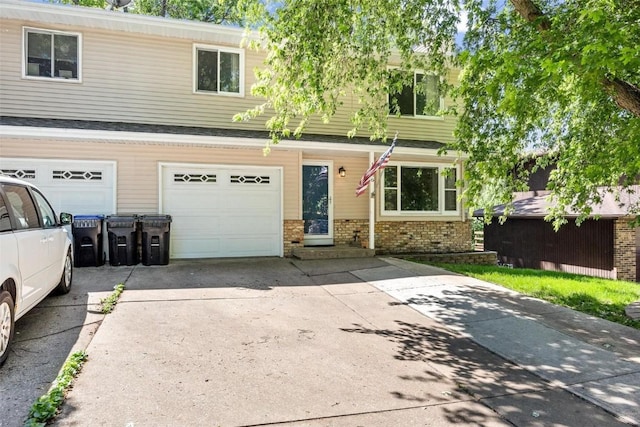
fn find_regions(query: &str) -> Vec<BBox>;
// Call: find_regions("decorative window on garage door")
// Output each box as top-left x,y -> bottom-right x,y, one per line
53,170 -> 102,181
230,175 -> 270,184
173,173 -> 217,183
0,169 -> 36,179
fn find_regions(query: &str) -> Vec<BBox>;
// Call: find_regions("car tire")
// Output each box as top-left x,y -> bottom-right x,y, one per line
54,249 -> 73,295
0,290 -> 15,367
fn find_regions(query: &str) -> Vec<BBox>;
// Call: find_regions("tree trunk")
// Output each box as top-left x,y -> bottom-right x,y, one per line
509,0 -> 640,118
161,0 -> 167,17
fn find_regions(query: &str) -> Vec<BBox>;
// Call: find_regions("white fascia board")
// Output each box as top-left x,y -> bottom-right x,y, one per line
0,0 -> 253,45
0,125 -> 465,159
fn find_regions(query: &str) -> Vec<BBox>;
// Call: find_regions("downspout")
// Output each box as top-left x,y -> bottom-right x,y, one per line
368,151 -> 375,251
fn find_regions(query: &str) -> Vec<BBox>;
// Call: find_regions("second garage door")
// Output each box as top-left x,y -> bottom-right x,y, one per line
161,164 -> 282,259
0,158 -> 116,215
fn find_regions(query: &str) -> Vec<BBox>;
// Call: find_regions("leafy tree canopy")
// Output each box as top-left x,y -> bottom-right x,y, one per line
58,0 -> 640,225
57,0 -> 259,25
238,0 -> 640,227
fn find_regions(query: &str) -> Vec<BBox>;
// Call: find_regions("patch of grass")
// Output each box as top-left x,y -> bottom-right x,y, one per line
427,263 -> 640,329
24,351 -> 88,427
100,283 -> 125,314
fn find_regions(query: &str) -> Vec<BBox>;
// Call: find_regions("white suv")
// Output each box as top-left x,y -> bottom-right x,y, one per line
0,176 -> 73,366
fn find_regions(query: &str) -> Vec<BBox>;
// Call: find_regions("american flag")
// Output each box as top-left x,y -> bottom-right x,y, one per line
356,133 -> 398,197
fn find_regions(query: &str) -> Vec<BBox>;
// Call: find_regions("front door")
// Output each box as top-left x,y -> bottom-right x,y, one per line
302,162 -> 333,246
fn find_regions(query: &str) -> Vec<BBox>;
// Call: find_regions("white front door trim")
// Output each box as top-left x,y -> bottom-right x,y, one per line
301,160 -> 334,246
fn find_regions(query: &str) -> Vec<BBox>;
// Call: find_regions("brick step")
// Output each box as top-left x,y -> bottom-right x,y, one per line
291,246 -> 375,260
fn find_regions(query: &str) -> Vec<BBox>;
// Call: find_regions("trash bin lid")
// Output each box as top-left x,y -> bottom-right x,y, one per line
74,215 -> 105,220
140,214 -> 172,223
73,215 -> 104,229
106,214 -> 138,228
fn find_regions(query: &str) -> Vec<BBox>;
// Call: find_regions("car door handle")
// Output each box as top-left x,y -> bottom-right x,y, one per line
40,237 -> 48,244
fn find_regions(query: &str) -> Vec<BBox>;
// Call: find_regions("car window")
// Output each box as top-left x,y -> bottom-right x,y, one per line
0,194 -> 11,232
32,189 -> 57,228
2,184 -> 41,230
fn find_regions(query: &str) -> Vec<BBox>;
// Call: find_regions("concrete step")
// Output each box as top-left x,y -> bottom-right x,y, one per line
291,246 -> 376,260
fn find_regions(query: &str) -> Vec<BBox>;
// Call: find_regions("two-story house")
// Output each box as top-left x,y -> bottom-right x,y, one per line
0,0 -> 471,259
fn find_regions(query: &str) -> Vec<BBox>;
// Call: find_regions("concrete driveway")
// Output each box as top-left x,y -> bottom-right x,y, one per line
2,257 -> 638,426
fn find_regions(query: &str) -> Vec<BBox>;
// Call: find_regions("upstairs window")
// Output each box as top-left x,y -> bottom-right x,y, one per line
24,28 -> 80,81
382,164 -> 459,215
389,71 -> 441,117
194,44 -> 243,96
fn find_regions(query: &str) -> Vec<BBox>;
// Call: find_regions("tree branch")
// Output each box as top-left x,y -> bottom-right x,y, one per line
604,77 -> 640,117
509,0 -> 640,117
510,0 -> 550,30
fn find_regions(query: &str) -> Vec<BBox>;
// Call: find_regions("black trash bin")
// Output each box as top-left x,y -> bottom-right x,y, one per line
140,214 -> 172,266
106,215 -> 139,266
72,215 -> 105,267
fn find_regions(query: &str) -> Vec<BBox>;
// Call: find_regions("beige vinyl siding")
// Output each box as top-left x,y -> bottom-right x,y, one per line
0,138 -> 301,219
1,18 -> 457,142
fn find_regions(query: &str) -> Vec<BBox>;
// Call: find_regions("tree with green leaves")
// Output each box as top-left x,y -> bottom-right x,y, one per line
131,0 -> 260,24
56,0 -> 258,25
55,0 -> 640,224
236,0 -> 639,227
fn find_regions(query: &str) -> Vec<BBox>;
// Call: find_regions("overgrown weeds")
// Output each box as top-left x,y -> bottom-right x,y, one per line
24,351 -> 88,427
100,283 -> 125,314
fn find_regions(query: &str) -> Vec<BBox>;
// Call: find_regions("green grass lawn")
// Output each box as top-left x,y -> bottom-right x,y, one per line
426,263 -> 640,329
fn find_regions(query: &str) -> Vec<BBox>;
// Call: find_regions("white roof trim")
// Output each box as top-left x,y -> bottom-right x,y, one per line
0,0 -> 252,45
0,125 -> 461,158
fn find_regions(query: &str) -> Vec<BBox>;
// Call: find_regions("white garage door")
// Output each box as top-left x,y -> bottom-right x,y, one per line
161,164 -> 282,258
0,158 -> 116,215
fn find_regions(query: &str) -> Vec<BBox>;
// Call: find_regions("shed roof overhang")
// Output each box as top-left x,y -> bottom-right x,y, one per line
473,188 -> 640,220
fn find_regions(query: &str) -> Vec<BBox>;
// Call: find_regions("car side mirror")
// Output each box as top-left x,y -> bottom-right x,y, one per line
60,212 -> 73,225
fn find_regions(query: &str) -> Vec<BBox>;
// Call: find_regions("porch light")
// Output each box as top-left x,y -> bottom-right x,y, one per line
338,166 -> 346,177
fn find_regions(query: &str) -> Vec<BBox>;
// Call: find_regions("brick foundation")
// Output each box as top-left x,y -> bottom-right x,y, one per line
398,251 -> 498,265
334,219 -> 369,248
375,220 -> 472,254
283,220 -> 304,257
284,219 -> 474,257
614,218 -> 637,282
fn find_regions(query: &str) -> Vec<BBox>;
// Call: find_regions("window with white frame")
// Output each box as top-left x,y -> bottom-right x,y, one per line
194,45 -> 243,96
382,164 -> 459,214
389,71 -> 441,117
24,28 -> 80,80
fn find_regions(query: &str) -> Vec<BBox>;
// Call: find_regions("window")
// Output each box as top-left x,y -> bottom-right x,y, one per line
194,45 -> 243,96
2,184 -> 40,230
24,28 -> 80,80
444,168 -> 457,211
32,190 -> 57,228
0,195 -> 11,233
382,164 -> 459,214
389,71 -> 441,117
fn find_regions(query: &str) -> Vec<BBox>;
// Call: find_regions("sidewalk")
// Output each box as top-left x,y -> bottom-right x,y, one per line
365,258 -> 640,425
